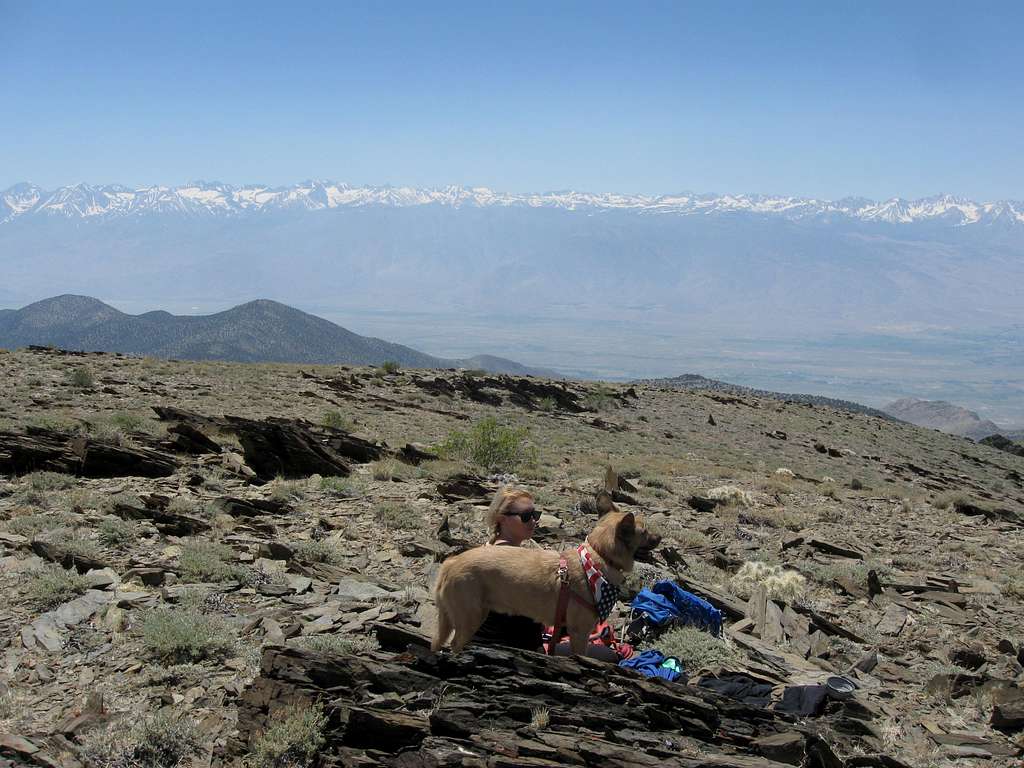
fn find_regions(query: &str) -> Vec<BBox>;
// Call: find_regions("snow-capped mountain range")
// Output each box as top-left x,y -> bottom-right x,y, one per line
2,180 -> 1022,227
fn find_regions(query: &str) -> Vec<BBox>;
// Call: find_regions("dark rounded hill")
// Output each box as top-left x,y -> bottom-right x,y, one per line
0,295 -> 544,372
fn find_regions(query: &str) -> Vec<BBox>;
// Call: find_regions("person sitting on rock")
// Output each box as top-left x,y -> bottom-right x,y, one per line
469,487 -> 630,662
470,487 -> 547,651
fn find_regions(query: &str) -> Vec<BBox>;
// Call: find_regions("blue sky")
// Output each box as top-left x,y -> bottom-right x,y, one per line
1,1 -> 1021,200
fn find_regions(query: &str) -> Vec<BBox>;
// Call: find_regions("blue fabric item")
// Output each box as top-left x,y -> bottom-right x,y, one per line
630,580 -> 724,637
618,650 -> 685,682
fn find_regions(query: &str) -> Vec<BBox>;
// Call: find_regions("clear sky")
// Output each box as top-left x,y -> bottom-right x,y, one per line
2,1 -> 1022,200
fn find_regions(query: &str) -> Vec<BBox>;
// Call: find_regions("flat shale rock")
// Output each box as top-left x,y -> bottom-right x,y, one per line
231,644 -> 876,767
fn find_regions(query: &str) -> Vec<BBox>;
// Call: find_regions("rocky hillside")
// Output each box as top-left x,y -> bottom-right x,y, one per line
882,398 -> 1002,441
639,373 -> 896,422
1,347 -> 1023,768
0,295 -> 550,375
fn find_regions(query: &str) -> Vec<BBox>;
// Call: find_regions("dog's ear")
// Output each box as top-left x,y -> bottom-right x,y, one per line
595,491 -> 615,517
616,512 -> 636,537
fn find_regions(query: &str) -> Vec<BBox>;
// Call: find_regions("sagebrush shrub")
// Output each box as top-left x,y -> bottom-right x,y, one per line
249,701 -> 327,768
81,710 -> 202,768
25,565 -> 91,610
67,366 -> 94,389
436,417 -> 536,472
650,626 -> 737,670
177,541 -> 246,583
141,604 -> 235,662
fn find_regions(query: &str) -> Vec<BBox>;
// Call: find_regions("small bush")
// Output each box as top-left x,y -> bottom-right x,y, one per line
292,633 -> 378,655
25,565 -> 91,610
374,502 -> 422,531
730,561 -> 807,603
319,476 -> 360,498
141,604 -> 235,662
66,366 -> 94,389
651,626 -> 738,670
166,496 -> 199,516
530,706 -> 550,730
98,517 -> 138,547
933,490 -> 971,510
536,396 -> 558,412
436,417 -> 537,472
25,471 -> 75,491
1003,577 -> 1024,600
81,710 -> 202,768
370,458 -> 409,481
5,512 -> 71,538
821,483 -> 841,500
380,360 -> 401,374
739,507 -> 809,531
249,701 -> 326,768
321,410 -> 353,431
269,478 -> 309,503
582,385 -> 617,411
38,528 -> 103,561
177,541 -> 246,583
292,540 -> 341,565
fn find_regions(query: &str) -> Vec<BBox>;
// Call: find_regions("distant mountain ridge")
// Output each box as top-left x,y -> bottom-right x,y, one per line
3,180 -> 1023,228
636,373 -> 897,421
881,398 -> 1002,441
0,295 -> 554,375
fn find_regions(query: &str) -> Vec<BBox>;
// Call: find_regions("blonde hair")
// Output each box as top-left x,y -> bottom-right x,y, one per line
485,487 -> 534,544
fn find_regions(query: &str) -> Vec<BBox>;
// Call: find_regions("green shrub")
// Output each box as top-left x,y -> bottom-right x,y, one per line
141,604 -> 235,662
25,565 -> 91,610
269,478 -> 309,502
292,540 -> 341,565
37,528 -> 103,561
321,410 -> 353,431
582,385 -> 617,411
98,517 -> 138,547
436,417 -> 537,472
374,502 -> 422,531
292,633 -> 378,655
177,541 -> 246,583
536,396 -> 558,412
380,360 -> 401,374
319,476 -> 360,498
81,710 -> 202,768
25,471 -> 75,491
66,366 -> 95,389
650,626 -> 738,670
5,512 -> 71,538
249,701 -> 326,768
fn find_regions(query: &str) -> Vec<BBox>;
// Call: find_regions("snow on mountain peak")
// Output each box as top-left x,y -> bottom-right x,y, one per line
1,181 -> 1021,228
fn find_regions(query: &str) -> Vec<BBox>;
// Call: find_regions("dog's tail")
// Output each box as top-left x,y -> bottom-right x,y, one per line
431,566 -> 453,652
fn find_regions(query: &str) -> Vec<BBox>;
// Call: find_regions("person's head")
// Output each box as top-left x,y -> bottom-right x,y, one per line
486,487 -> 539,545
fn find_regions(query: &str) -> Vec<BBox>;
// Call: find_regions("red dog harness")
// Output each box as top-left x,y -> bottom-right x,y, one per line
552,544 -> 621,635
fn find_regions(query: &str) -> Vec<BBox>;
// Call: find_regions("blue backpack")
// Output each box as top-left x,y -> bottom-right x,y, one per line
629,579 -> 723,638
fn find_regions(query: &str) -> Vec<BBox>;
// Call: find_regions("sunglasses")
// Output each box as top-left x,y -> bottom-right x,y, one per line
504,508 -> 541,523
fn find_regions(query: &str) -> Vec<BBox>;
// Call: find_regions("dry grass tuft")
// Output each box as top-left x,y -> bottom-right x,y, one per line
730,561 -> 807,602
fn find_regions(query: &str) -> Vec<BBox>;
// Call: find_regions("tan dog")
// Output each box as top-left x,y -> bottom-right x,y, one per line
432,493 -> 660,655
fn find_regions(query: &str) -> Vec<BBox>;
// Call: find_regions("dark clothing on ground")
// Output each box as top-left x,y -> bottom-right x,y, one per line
473,611 -> 544,651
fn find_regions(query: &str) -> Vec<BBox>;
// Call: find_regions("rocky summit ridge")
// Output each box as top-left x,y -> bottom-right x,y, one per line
0,347 -> 1022,768
3,181 -> 1023,227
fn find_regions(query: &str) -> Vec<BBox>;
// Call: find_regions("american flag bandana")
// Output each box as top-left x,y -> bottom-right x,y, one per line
577,543 -> 620,621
